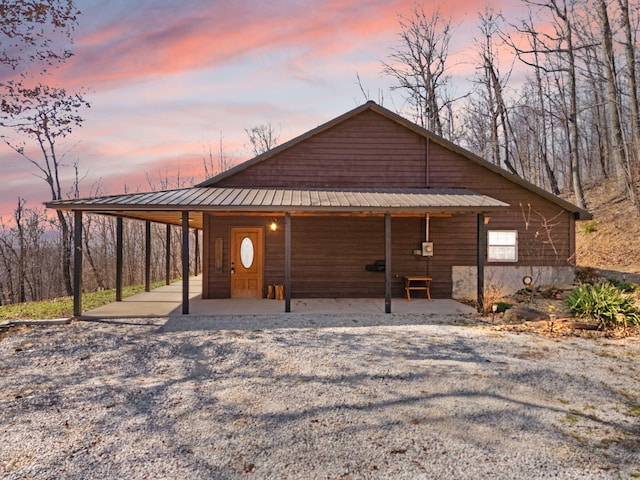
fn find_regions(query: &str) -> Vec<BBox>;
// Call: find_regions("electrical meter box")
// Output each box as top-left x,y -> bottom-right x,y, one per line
422,242 -> 434,256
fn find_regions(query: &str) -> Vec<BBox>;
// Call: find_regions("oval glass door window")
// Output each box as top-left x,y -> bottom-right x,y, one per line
240,236 -> 254,269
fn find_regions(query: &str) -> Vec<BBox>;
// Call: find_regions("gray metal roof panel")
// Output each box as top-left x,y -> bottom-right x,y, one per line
46,187 -> 509,213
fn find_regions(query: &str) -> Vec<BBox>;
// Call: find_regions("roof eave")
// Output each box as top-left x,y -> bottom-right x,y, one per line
45,203 -> 509,216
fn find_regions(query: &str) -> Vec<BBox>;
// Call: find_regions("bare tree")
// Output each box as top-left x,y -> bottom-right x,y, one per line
506,0 -> 588,208
596,0 -> 639,209
202,131 -> 232,178
1,1 -> 87,296
245,123 -> 280,156
617,0 -> 640,212
471,8 -> 522,175
1,83 -> 89,296
382,3 -> 457,136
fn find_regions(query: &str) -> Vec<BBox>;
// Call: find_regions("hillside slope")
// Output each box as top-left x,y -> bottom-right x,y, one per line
575,180 -> 640,281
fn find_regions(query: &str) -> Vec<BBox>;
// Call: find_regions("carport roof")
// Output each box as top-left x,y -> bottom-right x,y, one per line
46,187 -> 508,227
47,186 -> 508,211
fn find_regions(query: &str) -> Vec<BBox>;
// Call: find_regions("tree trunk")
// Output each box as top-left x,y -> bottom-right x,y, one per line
618,0 -> 640,214
556,2 -> 587,209
597,0 -> 630,186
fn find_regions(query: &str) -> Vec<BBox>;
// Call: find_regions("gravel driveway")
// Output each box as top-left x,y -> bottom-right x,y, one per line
1,314 -> 639,479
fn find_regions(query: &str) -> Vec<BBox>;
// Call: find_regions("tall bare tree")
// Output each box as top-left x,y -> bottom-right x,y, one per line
506,0 -> 588,208
382,3 -> 456,136
471,8 -> 521,175
1,0 -> 88,295
596,0 -> 639,209
617,0 -> 640,212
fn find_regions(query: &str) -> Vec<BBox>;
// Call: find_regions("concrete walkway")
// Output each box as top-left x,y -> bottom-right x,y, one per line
81,276 -> 477,318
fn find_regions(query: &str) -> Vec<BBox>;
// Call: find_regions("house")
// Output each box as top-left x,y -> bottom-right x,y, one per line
47,101 -> 591,316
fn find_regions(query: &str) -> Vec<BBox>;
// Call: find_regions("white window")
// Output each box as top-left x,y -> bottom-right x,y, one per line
487,230 -> 518,262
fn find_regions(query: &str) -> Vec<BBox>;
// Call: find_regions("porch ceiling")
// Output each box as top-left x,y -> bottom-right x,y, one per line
46,187 -> 509,228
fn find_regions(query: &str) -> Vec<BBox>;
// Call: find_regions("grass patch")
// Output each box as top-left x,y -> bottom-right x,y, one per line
564,413 -> 579,425
581,220 -> 598,233
0,280 -> 170,320
627,405 -> 640,417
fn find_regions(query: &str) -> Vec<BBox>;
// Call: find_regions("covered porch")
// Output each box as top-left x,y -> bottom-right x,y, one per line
46,187 -> 509,317
80,275 -> 477,318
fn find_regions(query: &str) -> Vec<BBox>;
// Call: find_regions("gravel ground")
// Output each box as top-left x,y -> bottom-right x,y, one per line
1,314 -> 639,479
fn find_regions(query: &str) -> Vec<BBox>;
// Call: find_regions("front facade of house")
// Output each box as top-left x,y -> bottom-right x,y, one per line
47,101 -> 591,314
199,102 -> 589,302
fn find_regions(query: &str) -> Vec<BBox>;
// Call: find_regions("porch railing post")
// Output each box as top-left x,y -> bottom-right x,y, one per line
73,210 -> 83,317
385,213 -> 392,314
477,213 -> 485,313
165,223 -> 171,285
285,212 -> 291,313
145,221 -> 151,292
182,211 -> 190,314
116,217 -> 123,301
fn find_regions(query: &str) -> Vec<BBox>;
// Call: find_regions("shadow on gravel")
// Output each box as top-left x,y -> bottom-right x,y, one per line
2,318 -> 639,478
156,313 -> 480,333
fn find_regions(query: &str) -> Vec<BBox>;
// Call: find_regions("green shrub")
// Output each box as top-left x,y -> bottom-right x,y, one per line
606,277 -> 636,293
566,283 -> 640,329
493,301 -> 512,313
581,220 -> 597,233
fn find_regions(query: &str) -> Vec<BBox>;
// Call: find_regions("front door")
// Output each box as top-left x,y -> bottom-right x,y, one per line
230,227 -> 264,298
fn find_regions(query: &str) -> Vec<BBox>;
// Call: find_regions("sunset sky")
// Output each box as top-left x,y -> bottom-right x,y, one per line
1,0 -> 525,220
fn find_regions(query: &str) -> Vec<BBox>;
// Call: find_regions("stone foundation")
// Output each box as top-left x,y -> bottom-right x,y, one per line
452,266 -> 575,302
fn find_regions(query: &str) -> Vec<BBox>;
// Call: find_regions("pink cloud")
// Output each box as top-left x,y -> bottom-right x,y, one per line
56,0 -> 428,89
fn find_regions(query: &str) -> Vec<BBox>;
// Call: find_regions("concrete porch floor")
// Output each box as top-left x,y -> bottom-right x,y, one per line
81,276 -> 477,318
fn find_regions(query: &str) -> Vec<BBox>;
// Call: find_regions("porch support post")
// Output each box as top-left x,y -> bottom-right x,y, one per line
477,213 -> 485,313
284,212 -> 291,313
194,228 -> 200,276
165,224 -> 171,285
145,221 -> 151,292
116,217 -> 123,301
182,211 -> 190,314
384,213 -> 392,314
73,210 -> 83,317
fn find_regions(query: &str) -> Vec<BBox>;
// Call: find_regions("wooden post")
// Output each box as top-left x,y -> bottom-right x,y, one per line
477,213 -> 485,313
194,228 -> 200,276
73,210 -> 83,317
284,212 -> 291,313
182,211 -> 190,314
385,213 -> 392,314
116,216 -> 123,302
145,221 -> 151,292
165,224 -> 171,285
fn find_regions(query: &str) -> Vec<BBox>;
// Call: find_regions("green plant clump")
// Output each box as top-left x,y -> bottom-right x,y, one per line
566,283 -> 640,329
606,277 -> 636,293
493,301 -> 512,313
581,220 -> 598,233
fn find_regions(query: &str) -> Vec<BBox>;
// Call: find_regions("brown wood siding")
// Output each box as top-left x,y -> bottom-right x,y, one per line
203,109 -> 576,298
204,213 -> 479,299
216,110 -> 428,189
426,140 -> 573,267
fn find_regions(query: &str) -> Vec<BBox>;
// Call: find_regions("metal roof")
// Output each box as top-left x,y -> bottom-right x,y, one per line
47,187 -> 509,215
